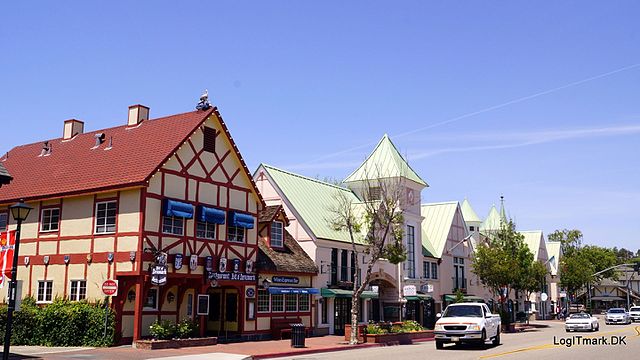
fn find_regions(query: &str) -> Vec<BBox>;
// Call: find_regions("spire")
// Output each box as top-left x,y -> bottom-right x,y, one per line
461,198 -> 481,223
499,195 -> 507,224
343,134 -> 428,187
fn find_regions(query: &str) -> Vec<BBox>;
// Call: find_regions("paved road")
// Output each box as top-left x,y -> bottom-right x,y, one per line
273,319 -> 640,360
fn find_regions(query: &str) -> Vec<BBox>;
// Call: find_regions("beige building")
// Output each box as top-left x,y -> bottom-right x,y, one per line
0,102 -> 265,342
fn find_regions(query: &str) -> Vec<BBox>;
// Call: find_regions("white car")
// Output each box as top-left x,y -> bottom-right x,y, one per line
565,312 -> 599,332
605,308 -> 631,325
629,306 -> 640,322
434,303 -> 501,349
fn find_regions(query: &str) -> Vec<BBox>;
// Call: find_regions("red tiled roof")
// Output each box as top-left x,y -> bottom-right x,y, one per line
0,109 -> 214,204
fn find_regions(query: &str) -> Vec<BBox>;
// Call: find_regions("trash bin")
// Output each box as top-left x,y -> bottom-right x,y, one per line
290,323 -> 306,348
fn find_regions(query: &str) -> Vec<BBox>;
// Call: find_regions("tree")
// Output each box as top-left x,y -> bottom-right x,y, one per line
329,175 -> 407,345
472,220 -> 541,319
547,229 -> 583,255
612,247 -> 635,264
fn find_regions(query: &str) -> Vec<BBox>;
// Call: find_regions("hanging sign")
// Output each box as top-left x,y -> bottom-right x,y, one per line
189,255 -> 198,271
219,257 -> 227,273
151,265 -> 168,286
174,254 -> 183,270
205,256 -> 213,272
245,259 -> 254,273
232,259 -> 241,273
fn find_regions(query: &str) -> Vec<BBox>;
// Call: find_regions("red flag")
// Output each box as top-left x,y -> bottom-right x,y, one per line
0,230 -> 15,288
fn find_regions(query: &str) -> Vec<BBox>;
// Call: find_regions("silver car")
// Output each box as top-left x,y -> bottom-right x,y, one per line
605,308 -> 631,325
629,306 -> 640,322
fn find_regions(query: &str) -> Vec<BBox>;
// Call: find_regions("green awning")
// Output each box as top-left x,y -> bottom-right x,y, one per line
405,294 -> 432,301
444,295 -> 485,302
321,288 -> 378,299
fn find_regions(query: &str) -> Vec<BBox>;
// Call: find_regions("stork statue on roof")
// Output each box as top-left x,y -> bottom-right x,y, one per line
196,89 -> 212,110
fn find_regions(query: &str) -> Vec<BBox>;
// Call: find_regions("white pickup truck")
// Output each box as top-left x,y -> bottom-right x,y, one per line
434,302 -> 501,349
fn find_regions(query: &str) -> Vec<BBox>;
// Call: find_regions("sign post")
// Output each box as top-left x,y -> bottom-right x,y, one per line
101,279 -> 118,339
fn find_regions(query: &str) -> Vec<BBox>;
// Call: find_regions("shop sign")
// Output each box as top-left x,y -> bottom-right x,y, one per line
208,271 -> 256,282
151,265 -> 168,286
174,254 -> 183,270
403,285 -> 417,297
272,276 -> 299,284
246,288 -> 255,298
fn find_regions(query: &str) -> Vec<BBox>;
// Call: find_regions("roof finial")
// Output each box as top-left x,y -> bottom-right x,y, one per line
196,89 -> 212,111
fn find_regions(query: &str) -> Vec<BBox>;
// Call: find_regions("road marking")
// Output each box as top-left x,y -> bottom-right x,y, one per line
479,324 -> 638,359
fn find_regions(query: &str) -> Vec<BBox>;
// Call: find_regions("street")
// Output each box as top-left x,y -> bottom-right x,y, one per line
273,319 -> 640,360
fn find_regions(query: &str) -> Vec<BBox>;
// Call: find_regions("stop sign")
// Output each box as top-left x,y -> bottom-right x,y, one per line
102,279 -> 118,296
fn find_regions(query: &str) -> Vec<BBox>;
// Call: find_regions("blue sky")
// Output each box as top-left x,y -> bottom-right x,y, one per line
2,1 -> 639,249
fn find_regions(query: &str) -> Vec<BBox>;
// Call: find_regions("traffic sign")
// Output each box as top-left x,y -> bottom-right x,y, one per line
102,279 -> 118,296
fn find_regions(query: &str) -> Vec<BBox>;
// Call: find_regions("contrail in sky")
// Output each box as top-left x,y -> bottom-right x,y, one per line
298,62 -> 640,166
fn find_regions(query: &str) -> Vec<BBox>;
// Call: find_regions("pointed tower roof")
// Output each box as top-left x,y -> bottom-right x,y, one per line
499,195 -> 507,221
460,198 -> 481,223
343,134 -> 428,187
480,205 -> 502,232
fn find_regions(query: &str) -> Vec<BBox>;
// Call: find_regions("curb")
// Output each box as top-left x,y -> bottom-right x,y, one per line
251,338 -> 435,359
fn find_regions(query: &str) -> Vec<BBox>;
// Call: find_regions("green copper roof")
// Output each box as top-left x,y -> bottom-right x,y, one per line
421,201 -> 459,258
545,241 -> 562,276
260,164 -> 364,243
520,230 -> 545,261
343,134 -> 428,187
480,205 -> 504,232
460,198 -> 481,223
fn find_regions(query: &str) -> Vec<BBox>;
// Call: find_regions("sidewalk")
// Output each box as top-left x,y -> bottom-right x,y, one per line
5,335 -> 429,360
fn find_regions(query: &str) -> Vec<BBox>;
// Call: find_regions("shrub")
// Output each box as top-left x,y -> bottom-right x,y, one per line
400,320 -> 424,332
175,318 -> 199,339
365,323 -> 388,334
149,319 -> 176,340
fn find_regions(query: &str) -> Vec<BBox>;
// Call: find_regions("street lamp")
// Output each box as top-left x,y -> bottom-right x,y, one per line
3,200 -> 32,360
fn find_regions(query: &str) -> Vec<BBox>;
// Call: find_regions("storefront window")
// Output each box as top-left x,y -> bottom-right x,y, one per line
272,294 -> 284,312
298,294 -> 310,312
286,294 -> 298,312
258,289 -> 270,312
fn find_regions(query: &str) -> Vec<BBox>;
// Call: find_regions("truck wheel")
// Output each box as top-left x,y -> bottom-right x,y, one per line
436,340 -> 444,349
492,328 -> 501,346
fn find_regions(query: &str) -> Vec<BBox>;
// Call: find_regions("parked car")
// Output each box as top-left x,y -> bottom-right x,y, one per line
565,312 -> 599,332
434,303 -> 501,349
605,308 -> 631,325
629,306 -> 640,322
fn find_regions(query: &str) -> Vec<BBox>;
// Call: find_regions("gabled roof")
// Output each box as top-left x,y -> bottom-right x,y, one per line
257,230 -> 318,274
0,163 -> 11,185
258,204 -> 290,226
546,241 -> 562,276
343,134 -> 428,187
0,108 -> 213,203
0,107 -> 264,207
520,230 -> 545,261
480,205 -> 503,232
258,164 -> 363,243
460,198 -> 481,223
421,201 -> 459,258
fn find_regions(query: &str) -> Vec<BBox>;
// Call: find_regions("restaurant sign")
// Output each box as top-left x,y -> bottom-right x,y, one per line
272,276 -> 299,284
208,271 -> 256,282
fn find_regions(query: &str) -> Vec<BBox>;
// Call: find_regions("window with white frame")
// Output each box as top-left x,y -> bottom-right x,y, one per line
270,221 -> 284,247
298,294 -> 310,311
406,225 -> 415,278
95,201 -> 117,234
40,208 -> 60,232
37,280 -> 53,303
162,216 -> 184,236
0,213 -> 7,231
271,294 -> 284,312
144,288 -> 159,310
285,293 -> 297,312
196,221 -> 216,240
257,289 -> 270,312
69,280 -> 87,301
227,225 -> 245,243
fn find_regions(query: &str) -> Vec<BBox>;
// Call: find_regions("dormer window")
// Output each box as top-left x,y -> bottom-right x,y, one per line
469,226 -> 475,231
271,221 -> 284,248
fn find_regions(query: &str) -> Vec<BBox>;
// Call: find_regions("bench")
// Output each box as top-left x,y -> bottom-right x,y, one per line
270,318 -> 311,340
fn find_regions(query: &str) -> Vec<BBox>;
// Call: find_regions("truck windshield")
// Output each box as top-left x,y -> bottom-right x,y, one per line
443,305 -> 483,317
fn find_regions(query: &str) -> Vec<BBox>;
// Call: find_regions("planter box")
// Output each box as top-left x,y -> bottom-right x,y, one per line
501,324 -> 517,333
133,337 -> 217,350
344,324 -> 368,343
365,330 -> 433,345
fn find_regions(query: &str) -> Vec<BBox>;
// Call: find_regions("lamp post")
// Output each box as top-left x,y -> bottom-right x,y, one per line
3,200 -> 32,360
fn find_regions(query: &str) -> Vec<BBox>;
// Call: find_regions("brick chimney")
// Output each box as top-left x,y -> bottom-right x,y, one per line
63,119 -> 84,140
128,104 -> 149,127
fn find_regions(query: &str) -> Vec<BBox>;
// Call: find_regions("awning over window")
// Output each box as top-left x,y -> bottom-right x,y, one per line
405,294 -> 432,301
268,287 -> 320,295
320,288 -> 378,299
230,212 -> 255,229
163,199 -> 194,219
198,205 -> 225,224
